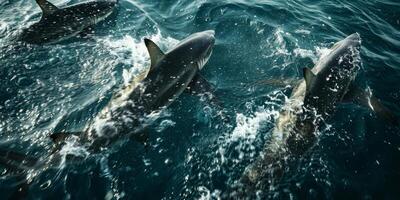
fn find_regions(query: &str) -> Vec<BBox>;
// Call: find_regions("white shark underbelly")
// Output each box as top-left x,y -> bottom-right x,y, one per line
268,81 -> 306,153
85,68 -> 150,143
239,80 -> 307,188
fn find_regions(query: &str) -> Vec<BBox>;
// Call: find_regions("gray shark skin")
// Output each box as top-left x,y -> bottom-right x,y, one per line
19,0 -> 116,44
231,33 -> 398,198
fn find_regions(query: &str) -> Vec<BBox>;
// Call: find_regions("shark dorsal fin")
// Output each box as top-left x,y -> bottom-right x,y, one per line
144,38 -> 165,72
303,67 -> 316,92
50,132 -> 82,144
36,0 -> 59,17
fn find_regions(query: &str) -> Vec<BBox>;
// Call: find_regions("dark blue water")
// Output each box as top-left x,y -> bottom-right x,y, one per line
1,0 -> 400,199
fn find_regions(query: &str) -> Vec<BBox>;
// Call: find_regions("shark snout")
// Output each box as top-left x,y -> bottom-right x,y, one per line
203,30 -> 215,39
204,30 -> 215,55
194,30 -> 215,70
345,33 -> 361,47
347,33 -> 360,41
201,30 -> 215,48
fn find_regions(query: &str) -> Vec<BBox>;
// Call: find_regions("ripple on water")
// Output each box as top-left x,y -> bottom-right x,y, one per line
0,0 -> 400,199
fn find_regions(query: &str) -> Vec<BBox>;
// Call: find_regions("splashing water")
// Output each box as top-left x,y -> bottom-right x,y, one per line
0,0 -> 400,199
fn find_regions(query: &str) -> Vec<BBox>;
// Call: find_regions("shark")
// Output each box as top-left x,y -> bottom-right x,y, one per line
19,0 -> 117,44
232,33 -> 398,198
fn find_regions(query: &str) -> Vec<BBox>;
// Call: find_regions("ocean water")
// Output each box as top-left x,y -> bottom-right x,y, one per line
0,0 -> 400,199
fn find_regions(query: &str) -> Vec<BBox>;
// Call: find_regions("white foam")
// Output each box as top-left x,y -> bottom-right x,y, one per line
98,30 -> 179,86
0,20 -> 8,34
295,29 -> 311,35
231,111 -> 274,141
58,135 -> 89,167
197,186 -> 221,200
156,119 -> 176,132
293,48 -> 315,60
144,109 -> 172,123
229,90 -> 286,143
315,46 -> 332,60
293,46 -> 331,64
272,27 -> 291,56
209,90 -> 287,172
197,186 -> 211,200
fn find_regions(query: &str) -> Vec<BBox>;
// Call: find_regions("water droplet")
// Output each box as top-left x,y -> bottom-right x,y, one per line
40,180 -> 52,189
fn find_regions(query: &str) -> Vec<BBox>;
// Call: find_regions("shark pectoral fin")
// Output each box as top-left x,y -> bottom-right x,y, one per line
36,0 -> 59,17
144,38 -> 165,71
343,85 -> 399,126
369,95 -> 399,126
303,67 -> 316,92
187,73 -> 215,95
187,74 -> 231,122
186,73 -> 219,104
253,78 -> 298,88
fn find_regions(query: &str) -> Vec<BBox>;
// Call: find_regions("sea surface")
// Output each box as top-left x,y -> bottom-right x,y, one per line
0,0 -> 400,199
